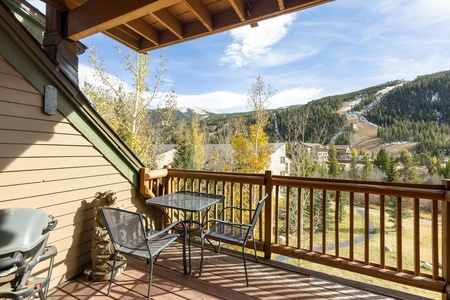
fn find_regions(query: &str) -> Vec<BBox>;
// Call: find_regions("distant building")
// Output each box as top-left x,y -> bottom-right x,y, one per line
269,143 -> 291,176
301,142 -> 328,163
158,143 -> 291,176
335,145 -> 352,160
157,144 -> 177,168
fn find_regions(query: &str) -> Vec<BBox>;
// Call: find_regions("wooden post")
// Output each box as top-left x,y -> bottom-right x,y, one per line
442,179 -> 450,300
164,165 -> 172,195
264,170 -> 273,259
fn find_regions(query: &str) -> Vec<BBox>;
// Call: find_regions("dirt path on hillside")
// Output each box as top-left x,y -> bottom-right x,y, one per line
340,105 -> 416,155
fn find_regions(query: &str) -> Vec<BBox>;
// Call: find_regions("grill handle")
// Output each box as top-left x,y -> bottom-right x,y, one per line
0,252 -> 24,276
42,218 -> 58,235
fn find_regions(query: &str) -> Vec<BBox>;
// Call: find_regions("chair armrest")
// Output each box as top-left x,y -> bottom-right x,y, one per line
147,221 -> 186,240
204,219 -> 252,229
222,206 -> 254,213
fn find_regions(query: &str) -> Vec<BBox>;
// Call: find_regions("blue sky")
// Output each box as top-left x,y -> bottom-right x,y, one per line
30,0 -> 450,113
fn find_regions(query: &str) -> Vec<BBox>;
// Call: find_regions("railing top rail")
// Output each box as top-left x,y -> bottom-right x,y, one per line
167,168 -> 265,185
272,175 -> 445,190
272,175 -> 446,201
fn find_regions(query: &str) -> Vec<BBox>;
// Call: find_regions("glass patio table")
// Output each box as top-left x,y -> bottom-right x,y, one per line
146,191 -> 225,274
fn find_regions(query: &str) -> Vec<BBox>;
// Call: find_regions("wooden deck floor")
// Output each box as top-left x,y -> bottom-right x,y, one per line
47,243 -> 426,300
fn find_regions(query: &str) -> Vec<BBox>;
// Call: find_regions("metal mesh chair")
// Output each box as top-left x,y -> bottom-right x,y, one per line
99,207 -> 186,300
199,194 -> 268,286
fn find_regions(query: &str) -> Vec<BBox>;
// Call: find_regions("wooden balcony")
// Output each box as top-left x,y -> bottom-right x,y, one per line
47,242 -> 423,299
138,167 -> 450,299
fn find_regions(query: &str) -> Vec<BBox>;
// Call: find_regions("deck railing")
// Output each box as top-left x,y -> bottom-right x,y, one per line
140,166 -> 450,297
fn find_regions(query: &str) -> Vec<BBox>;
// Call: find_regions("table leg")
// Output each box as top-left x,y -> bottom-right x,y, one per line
188,214 -> 193,275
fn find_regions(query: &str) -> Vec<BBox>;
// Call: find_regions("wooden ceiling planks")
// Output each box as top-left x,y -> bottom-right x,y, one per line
41,0 -> 332,53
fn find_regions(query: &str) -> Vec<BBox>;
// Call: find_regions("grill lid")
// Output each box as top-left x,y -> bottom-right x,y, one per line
0,208 -> 56,255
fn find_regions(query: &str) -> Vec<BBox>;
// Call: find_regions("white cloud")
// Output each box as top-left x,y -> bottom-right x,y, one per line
221,14 -> 296,68
78,64 -> 96,88
269,87 -> 323,109
175,87 -> 322,113
176,91 -> 246,113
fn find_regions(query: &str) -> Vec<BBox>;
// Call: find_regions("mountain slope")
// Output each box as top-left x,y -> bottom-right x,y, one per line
167,70 -> 450,156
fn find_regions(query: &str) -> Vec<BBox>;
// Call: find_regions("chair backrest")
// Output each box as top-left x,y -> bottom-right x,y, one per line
99,207 -> 147,250
249,194 -> 268,228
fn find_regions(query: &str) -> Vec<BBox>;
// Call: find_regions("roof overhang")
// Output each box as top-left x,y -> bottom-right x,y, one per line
41,0 -> 332,53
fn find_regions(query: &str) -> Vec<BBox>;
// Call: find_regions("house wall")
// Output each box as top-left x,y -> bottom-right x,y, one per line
0,54 -> 150,287
269,144 -> 290,176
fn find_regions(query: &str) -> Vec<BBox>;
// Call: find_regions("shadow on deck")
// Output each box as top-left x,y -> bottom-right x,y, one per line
47,242 -> 430,300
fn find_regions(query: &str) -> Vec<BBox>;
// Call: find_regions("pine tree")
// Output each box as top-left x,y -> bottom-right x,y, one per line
304,191 -> 334,233
383,155 -> 398,183
374,147 -> 389,171
347,150 -> 359,180
398,149 -> 421,183
361,154 -> 373,180
173,140 -> 195,170
383,155 -> 411,225
443,159 -> 450,179
327,142 -> 340,178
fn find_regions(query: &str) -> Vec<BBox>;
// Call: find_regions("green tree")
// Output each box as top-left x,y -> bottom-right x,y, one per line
443,159 -> 450,179
338,192 -> 349,223
347,149 -> 359,180
361,154 -> 373,181
327,142 -> 340,178
398,149 -> 421,183
383,155 -> 398,183
304,191 -> 334,233
83,46 -> 176,167
383,155 -> 411,225
374,147 -> 389,171
173,140 -> 194,170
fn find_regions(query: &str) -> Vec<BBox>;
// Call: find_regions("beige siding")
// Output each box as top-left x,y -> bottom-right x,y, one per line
0,55 -> 149,287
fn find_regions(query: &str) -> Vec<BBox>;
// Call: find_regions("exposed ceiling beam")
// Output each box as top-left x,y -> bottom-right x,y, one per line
104,26 -> 143,50
152,8 -> 183,39
183,0 -> 213,31
228,0 -> 246,21
125,19 -> 159,45
66,0 -> 178,41
46,0 -> 332,52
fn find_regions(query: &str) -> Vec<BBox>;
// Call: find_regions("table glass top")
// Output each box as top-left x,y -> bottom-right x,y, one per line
146,191 -> 224,212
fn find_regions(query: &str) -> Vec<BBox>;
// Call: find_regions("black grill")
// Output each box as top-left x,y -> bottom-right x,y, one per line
0,208 -> 58,300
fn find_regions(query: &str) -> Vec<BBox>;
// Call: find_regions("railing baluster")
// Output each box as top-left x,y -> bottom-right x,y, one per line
322,190 -> 326,254
258,184 -> 263,240
414,198 -> 420,276
396,196 -> 403,272
380,194 -> 385,269
349,192 -> 354,261
364,193 -> 369,264
275,185 -> 280,244
309,188 -> 314,251
239,183 -> 244,223
432,199 -> 439,279
231,182 -> 235,223
335,191 -> 340,258
297,188 -> 303,249
286,187 -> 290,247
